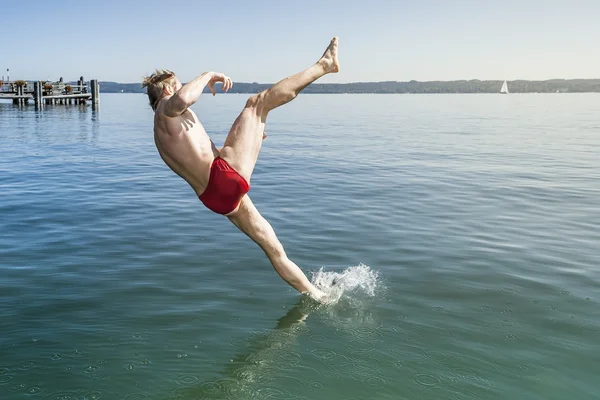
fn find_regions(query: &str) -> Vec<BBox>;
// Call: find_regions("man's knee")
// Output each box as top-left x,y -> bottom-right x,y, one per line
245,91 -> 267,109
245,91 -> 269,117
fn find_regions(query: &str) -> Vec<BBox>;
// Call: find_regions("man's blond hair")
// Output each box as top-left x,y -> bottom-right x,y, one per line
142,69 -> 176,111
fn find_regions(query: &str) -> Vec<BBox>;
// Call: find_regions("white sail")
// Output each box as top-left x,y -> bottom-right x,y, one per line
500,80 -> 509,94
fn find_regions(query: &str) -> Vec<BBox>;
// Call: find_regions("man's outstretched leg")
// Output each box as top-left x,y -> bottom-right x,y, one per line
219,37 -> 340,182
221,38 -> 340,302
228,196 -> 327,301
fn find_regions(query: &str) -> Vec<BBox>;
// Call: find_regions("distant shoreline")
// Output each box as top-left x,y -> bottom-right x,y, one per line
97,79 -> 600,94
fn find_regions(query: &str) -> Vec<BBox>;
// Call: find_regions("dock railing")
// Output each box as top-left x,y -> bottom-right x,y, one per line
0,80 -> 89,95
0,78 -> 98,109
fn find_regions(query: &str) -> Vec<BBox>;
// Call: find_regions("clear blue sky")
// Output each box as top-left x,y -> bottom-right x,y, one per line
2,0 -> 599,83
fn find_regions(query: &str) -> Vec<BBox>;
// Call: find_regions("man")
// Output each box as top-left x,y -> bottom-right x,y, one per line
143,37 -> 340,302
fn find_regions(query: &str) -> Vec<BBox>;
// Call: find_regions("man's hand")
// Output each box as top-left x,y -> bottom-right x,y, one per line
208,72 -> 233,96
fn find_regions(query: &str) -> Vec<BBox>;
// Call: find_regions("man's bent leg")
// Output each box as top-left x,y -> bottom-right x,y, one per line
227,196 -> 326,301
219,37 -> 340,182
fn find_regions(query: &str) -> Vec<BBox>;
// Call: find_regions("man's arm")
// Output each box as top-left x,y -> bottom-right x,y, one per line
164,72 -> 232,117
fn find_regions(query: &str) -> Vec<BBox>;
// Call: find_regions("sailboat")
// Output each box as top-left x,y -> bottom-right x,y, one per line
500,80 -> 509,94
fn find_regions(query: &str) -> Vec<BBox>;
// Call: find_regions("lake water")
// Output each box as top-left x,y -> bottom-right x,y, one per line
1,93 -> 599,400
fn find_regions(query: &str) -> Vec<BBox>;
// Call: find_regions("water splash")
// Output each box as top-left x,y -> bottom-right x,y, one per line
310,263 -> 380,305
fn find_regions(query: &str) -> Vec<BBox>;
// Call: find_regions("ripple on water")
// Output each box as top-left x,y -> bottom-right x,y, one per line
8,383 -> 26,392
580,322 -> 600,332
414,373 -> 441,387
202,378 -> 241,399
27,386 -> 43,395
308,334 -> 328,343
0,375 -> 14,384
200,380 -> 223,394
311,349 -> 351,374
352,356 -> 382,375
19,361 -> 35,370
311,348 -> 336,361
498,317 -> 516,326
83,368 -> 109,381
176,374 -> 199,385
246,348 -> 302,368
43,389 -> 115,400
349,326 -> 384,342
122,393 -> 150,400
449,367 -> 481,381
155,379 -> 179,392
291,323 -> 310,334
229,336 -> 250,347
346,356 -> 385,386
42,390 -> 81,400
451,388 -> 483,399
546,336 -> 585,349
255,386 -> 295,400
82,390 -> 105,400
84,365 -> 99,374
376,324 -> 400,335
363,375 -> 387,388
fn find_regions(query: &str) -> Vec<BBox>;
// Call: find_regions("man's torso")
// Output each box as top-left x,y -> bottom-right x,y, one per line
153,101 -> 218,195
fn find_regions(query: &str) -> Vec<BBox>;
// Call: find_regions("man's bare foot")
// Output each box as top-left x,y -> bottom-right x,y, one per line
319,37 -> 340,74
304,287 -> 328,304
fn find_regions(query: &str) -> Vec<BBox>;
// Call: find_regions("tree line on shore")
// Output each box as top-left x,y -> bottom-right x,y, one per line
98,79 -> 600,94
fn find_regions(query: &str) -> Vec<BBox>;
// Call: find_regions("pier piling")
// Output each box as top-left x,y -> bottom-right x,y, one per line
90,79 -> 99,110
34,81 -> 42,109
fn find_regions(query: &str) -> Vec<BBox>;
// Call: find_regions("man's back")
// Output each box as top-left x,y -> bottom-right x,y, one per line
153,99 -> 217,195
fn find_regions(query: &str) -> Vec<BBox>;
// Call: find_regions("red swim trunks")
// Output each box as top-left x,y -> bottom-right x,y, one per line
198,157 -> 250,215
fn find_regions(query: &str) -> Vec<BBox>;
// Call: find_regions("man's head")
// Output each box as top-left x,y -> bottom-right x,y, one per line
141,69 -> 182,111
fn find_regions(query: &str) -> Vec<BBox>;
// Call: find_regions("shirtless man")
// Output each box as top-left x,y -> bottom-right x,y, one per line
143,37 -> 340,302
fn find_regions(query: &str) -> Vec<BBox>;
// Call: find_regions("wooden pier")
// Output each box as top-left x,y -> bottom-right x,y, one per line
0,77 -> 99,109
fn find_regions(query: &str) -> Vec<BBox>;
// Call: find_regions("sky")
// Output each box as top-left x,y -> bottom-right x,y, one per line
1,0 -> 599,84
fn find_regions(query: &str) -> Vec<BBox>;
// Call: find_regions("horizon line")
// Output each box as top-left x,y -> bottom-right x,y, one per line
99,77 -> 600,85
4,78 -> 600,84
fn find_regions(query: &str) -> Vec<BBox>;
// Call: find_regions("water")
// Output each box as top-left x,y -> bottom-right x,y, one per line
1,93 -> 599,399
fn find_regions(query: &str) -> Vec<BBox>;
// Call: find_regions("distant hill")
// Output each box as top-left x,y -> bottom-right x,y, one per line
98,79 -> 600,94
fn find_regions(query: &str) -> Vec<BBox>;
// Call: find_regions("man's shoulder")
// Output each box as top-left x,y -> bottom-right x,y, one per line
155,102 -> 173,120
156,96 -> 191,120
